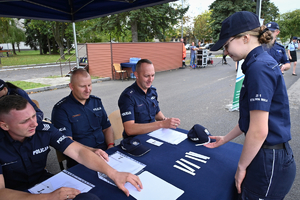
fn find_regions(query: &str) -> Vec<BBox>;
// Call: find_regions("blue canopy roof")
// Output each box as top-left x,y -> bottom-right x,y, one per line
0,0 -> 175,22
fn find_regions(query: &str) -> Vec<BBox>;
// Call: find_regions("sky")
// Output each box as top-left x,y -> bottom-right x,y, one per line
180,0 -> 300,18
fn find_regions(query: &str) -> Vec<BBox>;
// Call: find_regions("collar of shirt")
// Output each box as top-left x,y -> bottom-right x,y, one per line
242,46 -> 264,74
69,92 -> 90,105
132,81 -> 154,97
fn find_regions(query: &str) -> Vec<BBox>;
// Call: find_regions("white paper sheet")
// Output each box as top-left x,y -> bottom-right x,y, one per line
98,151 -> 146,185
29,170 -> 94,194
148,128 -> 187,145
125,171 -> 184,200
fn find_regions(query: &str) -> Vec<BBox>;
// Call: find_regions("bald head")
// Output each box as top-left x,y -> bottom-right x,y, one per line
70,68 -> 90,83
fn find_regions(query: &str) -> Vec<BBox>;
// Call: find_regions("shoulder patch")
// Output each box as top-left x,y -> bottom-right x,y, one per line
36,121 -> 54,132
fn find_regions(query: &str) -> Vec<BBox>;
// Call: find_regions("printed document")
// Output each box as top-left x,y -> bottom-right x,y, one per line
148,128 -> 187,145
29,170 -> 94,194
125,171 -> 184,200
98,151 -> 146,185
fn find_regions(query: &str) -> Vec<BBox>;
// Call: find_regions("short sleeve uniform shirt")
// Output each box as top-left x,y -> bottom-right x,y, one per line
262,41 -> 290,65
52,93 -> 111,148
118,82 -> 160,138
288,42 -> 298,51
0,121 -> 73,190
239,46 -> 291,146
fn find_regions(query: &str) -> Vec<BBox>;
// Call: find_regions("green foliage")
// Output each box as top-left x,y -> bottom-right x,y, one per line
193,10 -> 213,43
0,50 -> 76,66
75,3 -> 188,42
209,0 -> 279,42
278,9 -> 300,42
10,81 -> 50,90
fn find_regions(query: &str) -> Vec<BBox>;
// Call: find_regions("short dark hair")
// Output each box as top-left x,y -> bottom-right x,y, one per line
136,59 -> 153,72
0,95 -> 28,118
70,68 -> 90,83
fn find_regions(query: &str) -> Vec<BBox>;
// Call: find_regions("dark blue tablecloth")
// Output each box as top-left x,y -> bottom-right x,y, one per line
68,129 -> 242,200
121,62 -> 136,72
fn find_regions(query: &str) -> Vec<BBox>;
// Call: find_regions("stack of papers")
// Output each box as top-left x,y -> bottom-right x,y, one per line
148,128 -> 187,145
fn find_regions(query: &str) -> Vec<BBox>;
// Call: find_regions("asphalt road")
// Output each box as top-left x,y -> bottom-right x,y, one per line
1,55 -> 299,199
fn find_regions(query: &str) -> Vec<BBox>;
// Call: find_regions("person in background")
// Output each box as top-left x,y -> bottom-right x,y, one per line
0,95 -> 142,199
262,22 -> 290,75
118,59 -> 180,138
190,42 -> 197,68
52,69 -> 115,168
0,79 -> 43,121
208,11 -> 296,200
222,48 -> 228,64
288,36 -> 300,76
181,38 -> 186,68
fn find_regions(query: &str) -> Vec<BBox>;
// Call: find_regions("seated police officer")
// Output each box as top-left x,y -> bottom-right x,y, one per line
118,59 -> 181,138
0,95 -> 142,199
262,22 -> 290,74
52,69 -> 115,168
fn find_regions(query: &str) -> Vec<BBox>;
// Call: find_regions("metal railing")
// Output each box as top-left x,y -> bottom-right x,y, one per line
56,45 -> 86,77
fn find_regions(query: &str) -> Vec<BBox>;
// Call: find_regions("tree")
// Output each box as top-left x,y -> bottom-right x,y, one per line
278,9 -> 300,43
0,18 -> 25,55
193,11 -> 213,43
76,3 -> 188,43
209,0 -> 279,41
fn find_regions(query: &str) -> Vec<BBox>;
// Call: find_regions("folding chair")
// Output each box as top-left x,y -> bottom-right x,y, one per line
113,63 -> 128,81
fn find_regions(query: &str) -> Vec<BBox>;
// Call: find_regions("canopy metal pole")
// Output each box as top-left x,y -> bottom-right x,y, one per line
256,0 -> 262,19
72,22 -> 79,67
181,0 -> 183,39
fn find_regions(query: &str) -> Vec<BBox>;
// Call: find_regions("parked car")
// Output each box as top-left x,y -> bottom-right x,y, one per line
205,43 -> 215,50
185,44 -> 191,50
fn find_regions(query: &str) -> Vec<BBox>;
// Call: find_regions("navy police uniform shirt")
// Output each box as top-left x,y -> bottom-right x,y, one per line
52,92 -> 111,148
239,46 -> 291,145
118,82 -> 160,138
262,41 -> 290,65
0,121 -> 73,190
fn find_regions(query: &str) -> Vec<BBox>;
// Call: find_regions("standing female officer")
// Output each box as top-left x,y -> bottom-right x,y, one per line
288,36 -> 300,76
206,11 -> 296,200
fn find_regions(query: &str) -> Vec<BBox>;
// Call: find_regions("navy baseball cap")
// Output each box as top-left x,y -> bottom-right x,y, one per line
266,22 -> 279,31
0,79 -> 5,91
210,11 -> 260,51
121,137 -> 151,156
293,36 -> 298,40
188,124 -> 215,145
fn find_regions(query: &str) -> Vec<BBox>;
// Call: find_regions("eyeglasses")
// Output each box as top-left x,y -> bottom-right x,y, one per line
223,37 -> 236,51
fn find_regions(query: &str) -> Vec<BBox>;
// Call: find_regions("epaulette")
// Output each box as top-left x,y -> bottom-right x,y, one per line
125,89 -> 135,96
90,95 -> 101,100
36,121 -> 53,132
54,97 -> 67,107
150,85 -> 157,91
275,42 -> 284,48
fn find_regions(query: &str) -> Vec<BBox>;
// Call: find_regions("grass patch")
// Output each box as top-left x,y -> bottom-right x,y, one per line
10,81 -> 50,90
0,50 -> 76,67
45,75 -> 64,78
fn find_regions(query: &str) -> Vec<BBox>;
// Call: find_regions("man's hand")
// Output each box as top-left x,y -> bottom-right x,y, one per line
162,118 -> 181,129
49,187 -> 81,200
94,149 -> 109,162
111,172 -> 143,197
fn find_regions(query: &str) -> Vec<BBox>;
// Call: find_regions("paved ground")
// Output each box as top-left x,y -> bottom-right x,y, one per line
1,53 -> 299,199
